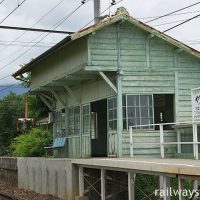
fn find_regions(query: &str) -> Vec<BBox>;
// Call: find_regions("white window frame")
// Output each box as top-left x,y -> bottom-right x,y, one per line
125,94 -> 154,130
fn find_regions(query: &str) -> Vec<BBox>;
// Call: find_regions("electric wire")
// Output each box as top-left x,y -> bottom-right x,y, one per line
146,1 -> 200,23
152,17 -> 200,27
137,10 -> 200,20
0,0 -> 27,24
0,0 -> 64,56
80,0 -> 123,30
0,0 -> 89,81
163,13 -> 200,32
0,0 -> 5,5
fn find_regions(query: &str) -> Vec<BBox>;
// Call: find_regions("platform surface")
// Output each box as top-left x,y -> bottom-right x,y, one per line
72,158 -> 200,176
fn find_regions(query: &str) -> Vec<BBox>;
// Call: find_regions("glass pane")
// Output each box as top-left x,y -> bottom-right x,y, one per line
135,107 -> 140,118
83,105 -> 89,114
74,106 -> 80,114
127,95 -> 134,106
123,119 -> 127,130
113,120 -> 117,130
140,95 -> 148,106
149,96 -> 152,106
108,99 -> 113,109
128,108 -> 135,118
128,119 -> 136,127
113,98 -> 117,108
149,107 -> 153,118
122,95 -> 126,106
141,107 -> 149,118
113,109 -> 117,119
109,121 -> 113,130
123,107 -> 126,118
141,118 -> 150,126
109,110 -> 113,119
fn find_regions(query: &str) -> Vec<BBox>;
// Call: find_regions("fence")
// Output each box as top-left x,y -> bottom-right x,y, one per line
129,122 -> 200,159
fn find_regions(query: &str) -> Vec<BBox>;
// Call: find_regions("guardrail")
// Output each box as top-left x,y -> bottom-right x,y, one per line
129,122 -> 200,159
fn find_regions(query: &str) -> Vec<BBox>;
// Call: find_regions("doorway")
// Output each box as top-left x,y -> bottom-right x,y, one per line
91,99 -> 107,157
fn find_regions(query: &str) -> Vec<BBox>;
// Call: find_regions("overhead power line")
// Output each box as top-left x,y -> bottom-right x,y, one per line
146,1 -> 200,23
0,0 -> 5,5
163,13 -> 200,32
137,10 -> 200,20
0,0 -> 89,79
80,0 -> 123,30
0,0 -> 65,57
0,25 -> 74,34
153,17 -> 200,27
0,0 -> 27,24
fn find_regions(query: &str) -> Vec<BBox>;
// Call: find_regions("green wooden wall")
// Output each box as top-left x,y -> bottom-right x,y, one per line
31,37 -> 88,89
87,21 -> 200,157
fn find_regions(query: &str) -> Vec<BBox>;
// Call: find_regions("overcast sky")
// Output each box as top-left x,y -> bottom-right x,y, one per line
0,0 -> 200,86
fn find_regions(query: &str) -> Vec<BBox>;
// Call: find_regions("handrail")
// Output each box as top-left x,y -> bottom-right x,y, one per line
129,122 -> 199,160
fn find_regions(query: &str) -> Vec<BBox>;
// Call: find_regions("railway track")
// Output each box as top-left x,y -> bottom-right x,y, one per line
0,191 -> 26,200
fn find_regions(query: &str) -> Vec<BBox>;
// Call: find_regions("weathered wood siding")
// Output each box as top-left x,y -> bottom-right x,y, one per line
88,21 -> 200,157
55,78 -> 115,158
31,37 -> 88,89
88,25 -> 118,71
122,130 -> 177,157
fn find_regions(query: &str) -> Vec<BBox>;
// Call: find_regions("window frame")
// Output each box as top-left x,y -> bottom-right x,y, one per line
67,105 -> 81,135
125,94 -> 154,130
82,104 -> 90,136
107,96 -> 117,132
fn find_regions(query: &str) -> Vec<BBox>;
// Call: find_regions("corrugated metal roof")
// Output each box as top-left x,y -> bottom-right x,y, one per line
13,7 -> 200,78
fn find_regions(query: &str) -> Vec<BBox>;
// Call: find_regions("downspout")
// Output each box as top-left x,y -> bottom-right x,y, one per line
117,22 -> 123,157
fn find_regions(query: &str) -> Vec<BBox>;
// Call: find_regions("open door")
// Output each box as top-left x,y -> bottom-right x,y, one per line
91,99 -> 107,157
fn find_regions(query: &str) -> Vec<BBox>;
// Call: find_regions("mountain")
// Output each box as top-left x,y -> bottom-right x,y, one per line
0,85 -> 28,99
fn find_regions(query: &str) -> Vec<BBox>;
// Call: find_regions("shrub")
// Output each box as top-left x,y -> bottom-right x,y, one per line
12,128 -> 52,157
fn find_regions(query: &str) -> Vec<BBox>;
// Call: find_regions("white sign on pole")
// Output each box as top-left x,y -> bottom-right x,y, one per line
191,87 -> 200,122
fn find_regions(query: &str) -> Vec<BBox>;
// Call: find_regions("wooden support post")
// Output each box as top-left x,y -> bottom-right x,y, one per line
101,169 -> 106,200
159,175 -> 171,200
79,167 -> 84,197
193,123 -> 198,160
177,129 -> 181,154
129,127 -> 133,157
159,124 -> 165,158
178,175 -> 184,200
128,172 -> 135,200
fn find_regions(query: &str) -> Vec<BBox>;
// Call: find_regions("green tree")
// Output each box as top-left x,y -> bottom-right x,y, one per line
0,92 -> 49,155
0,92 -> 25,154
12,128 -> 51,157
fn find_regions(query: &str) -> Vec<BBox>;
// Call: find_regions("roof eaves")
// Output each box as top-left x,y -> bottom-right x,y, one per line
71,14 -> 123,41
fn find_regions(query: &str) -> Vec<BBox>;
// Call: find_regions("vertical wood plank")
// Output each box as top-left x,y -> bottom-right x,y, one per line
128,172 -> 135,200
79,167 -> 84,197
101,169 -> 106,200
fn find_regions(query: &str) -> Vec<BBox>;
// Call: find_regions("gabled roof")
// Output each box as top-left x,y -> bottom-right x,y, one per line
13,7 -> 200,78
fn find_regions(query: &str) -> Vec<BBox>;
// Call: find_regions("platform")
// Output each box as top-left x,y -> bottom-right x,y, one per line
72,157 -> 200,176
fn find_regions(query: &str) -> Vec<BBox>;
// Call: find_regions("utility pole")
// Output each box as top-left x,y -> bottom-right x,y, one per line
94,0 -> 101,23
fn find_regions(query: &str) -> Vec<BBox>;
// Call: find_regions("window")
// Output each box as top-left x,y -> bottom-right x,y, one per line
68,106 -> 80,135
54,109 -> 66,137
125,95 -> 153,129
108,97 -> 117,131
154,94 -> 174,130
82,105 -> 90,135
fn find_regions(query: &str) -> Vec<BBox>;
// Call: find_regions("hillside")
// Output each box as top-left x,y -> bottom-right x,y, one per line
0,85 -> 28,99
